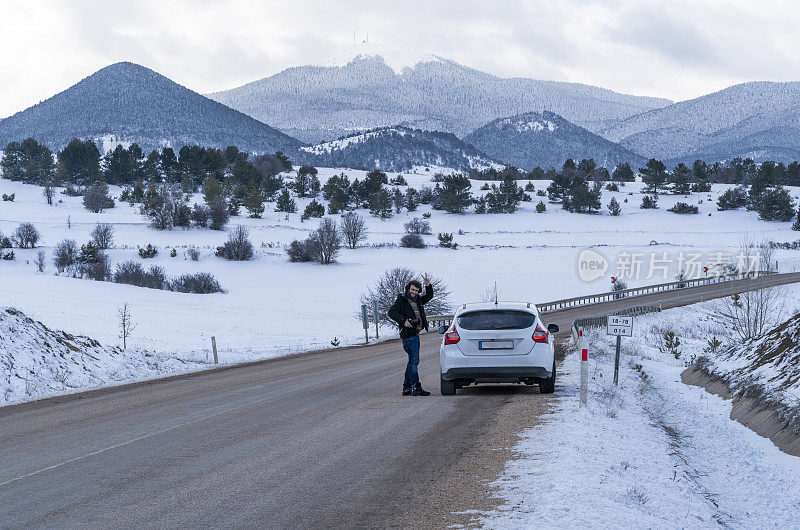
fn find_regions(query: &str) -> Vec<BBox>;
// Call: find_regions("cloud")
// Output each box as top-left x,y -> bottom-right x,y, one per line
1,0 -> 799,118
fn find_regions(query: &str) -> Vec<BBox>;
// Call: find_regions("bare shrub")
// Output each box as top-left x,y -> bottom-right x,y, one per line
712,239 -> 786,342
14,222 -> 40,248
191,204 -> 211,227
118,303 -> 136,349
216,225 -> 254,261
626,486 -> 649,505
187,248 -> 200,261
315,218 -> 341,264
208,196 -> 230,230
359,267 -> 452,327
479,283 -> 501,303
53,239 -> 78,272
340,212 -> 368,249
90,223 -> 115,249
400,233 -> 425,248
404,217 -> 431,235
35,250 -> 46,272
83,182 -> 115,213
169,272 -> 225,294
113,261 -> 166,289
286,239 -> 319,262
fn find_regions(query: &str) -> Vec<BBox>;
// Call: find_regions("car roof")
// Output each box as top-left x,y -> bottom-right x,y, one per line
454,302 -> 539,316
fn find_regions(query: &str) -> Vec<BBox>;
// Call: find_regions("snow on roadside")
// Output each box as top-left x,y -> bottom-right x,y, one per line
0,306 -> 210,405
481,305 -> 800,528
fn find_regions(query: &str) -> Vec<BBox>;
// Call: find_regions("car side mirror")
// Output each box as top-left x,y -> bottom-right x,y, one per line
438,325 -> 447,334
547,324 -> 559,333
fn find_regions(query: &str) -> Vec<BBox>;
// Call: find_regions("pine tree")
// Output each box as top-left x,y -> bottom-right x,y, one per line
243,179 -> 265,218
670,163 -> 692,195
369,188 -> 393,218
612,162 -> 635,182
275,187 -> 297,213
434,174 -> 472,214
608,197 -> 621,216
58,139 -> 101,185
392,187 -> 404,213
405,188 -> 418,212
640,158 -> 667,197
756,187 -> 795,221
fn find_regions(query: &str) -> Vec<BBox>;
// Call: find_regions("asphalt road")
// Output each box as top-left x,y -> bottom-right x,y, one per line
2,272 -> 799,528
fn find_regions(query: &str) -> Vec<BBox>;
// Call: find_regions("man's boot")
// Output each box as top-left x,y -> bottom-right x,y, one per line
402,385 -> 412,396
411,383 -> 430,396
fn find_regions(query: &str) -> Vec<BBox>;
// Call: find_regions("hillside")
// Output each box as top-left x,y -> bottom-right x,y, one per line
0,306 -> 209,405
465,111 -> 644,170
296,126 -> 501,171
599,81 -> 800,163
0,62 -> 302,154
208,43 -> 671,143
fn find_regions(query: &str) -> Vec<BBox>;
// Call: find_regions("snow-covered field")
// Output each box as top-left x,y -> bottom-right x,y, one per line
2,167 -> 800,402
482,301 -> 800,527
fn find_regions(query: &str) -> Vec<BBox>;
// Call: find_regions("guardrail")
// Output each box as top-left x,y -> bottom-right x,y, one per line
572,305 -> 661,330
428,270 -> 774,326
536,270 -> 773,313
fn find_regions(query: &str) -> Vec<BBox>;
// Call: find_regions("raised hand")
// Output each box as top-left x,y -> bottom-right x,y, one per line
422,273 -> 431,285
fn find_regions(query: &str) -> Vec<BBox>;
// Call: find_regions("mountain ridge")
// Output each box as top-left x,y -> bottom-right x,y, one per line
208,45 -> 672,144
465,110 -> 644,170
0,61 -> 303,155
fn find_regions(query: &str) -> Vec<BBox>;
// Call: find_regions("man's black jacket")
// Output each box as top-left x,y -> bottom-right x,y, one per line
387,285 -> 434,339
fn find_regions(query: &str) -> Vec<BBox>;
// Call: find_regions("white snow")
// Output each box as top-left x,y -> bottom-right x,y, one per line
482,302 -> 800,527
300,128 -> 408,155
2,171 -> 800,403
500,117 -> 557,133
317,42 -> 445,75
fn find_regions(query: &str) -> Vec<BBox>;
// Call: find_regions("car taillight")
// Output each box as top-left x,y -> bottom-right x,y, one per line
444,327 -> 460,345
532,325 -> 548,343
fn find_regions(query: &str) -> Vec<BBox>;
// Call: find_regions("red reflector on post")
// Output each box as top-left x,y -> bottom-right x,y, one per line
582,348 -> 588,362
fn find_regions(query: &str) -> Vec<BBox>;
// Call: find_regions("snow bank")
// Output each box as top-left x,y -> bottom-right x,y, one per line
481,304 -> 800,527
0,306 -> 210,405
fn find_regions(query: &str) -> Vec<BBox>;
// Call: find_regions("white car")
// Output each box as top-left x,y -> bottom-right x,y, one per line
438,302 -> 558,395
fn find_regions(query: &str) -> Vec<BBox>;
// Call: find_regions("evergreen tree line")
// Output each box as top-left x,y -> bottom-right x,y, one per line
469,156 -> 800,188
0,137 -> 294,191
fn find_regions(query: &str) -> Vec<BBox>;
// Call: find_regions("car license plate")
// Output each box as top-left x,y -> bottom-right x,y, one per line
479,340 -> 514,350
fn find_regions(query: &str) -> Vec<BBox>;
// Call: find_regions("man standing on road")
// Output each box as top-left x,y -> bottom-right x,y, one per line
388,274 -> 434,396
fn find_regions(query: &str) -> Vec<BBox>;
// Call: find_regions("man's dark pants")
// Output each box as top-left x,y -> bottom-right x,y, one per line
402,335 -> 420,388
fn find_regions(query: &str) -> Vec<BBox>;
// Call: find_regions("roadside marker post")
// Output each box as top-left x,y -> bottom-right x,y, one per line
607,315 -> 634,385
361,304 -> 370,344
373,299 -> 379,339
211,336 -> 219,364
579,327 -> 588,406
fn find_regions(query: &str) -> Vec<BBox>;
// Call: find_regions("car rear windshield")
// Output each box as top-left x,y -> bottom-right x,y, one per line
457,310 -> 536,330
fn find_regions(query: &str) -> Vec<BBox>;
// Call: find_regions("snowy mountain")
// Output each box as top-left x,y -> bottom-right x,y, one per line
599,81 -> 800,164
464,111 -> 644,170
208,43 -> 672,144
295,126 -> 501,172
0,62 -> 303,154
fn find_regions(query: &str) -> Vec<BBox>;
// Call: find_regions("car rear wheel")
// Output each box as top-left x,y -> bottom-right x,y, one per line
441,377 -> 456,396
539,361 -> 556,394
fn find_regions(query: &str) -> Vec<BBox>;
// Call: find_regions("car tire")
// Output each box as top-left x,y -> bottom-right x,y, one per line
441,377 -> 456,396
539,361 -> 556,394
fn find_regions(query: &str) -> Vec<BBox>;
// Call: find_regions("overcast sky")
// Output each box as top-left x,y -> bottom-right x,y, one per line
1,0 -> 798,118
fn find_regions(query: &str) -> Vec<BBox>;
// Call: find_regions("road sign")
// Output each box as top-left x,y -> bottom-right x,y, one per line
606,314 -> 633,386
607,315 -> 633,337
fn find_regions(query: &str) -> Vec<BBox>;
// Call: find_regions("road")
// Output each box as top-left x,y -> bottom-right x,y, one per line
2,272 -> 799,528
